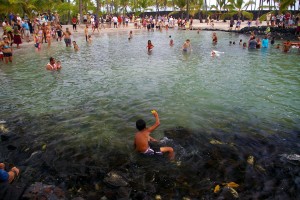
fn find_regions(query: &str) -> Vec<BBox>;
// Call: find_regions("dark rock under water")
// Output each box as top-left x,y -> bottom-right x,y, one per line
0,116 -> 300,199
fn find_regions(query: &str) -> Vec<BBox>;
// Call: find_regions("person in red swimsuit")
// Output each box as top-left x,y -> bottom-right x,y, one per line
147,40 -> 154,52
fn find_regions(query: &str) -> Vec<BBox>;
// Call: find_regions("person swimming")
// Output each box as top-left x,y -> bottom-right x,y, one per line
211,50 -> 216,57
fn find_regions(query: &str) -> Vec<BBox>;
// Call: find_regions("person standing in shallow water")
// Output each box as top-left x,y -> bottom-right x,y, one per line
62,28 -> 72,47
212,32 -> 217,44
134,111 -> 175,160
147,40 -> 154,52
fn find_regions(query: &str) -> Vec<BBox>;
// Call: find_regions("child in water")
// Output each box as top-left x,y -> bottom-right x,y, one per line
169,35 -> 174,46
72,41 -> 79,51
211,50 -> 216,57
134,110 -> 175,160
147,40 -> 154,52
128,30 -> 133,40
88,35 -> 92,43
56,61 -> 62,70
182,39 -> 192,51
243,42 -> 247,49
34,31 -> 41,50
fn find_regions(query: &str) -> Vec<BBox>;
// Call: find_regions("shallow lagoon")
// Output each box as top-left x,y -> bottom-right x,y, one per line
0,30 -> 300,199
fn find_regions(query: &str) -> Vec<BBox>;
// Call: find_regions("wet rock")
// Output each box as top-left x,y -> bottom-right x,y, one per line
1,134 -> 10,141
132,191 -> 151,200
103,170 -> 128,187
72,197 -> 85,200
164,127 -> 192,140
0,182 -> 24,200
22,182 -> 65,200
7,145 -> 17,151
116,186 -> 132,199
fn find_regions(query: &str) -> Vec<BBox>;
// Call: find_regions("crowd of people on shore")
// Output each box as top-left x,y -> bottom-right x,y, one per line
0,12 -> 299,66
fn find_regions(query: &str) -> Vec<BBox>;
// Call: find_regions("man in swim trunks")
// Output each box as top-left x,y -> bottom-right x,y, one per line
134,111 -> 174,160
62,28 -> 72,47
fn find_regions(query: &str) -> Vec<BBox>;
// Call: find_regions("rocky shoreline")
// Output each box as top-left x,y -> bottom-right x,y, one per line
1,115 -> 300,199
199,26 -> 299,41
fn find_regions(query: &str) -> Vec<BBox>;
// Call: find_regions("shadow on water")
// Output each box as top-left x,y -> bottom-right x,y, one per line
0,111 -> 299,199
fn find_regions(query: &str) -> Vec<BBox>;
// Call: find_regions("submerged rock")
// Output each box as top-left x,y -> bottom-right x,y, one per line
22,182 -> 65,200
103,170 -> 128,187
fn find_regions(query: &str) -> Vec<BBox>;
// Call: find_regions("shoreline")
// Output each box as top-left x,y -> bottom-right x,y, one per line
1,20 -> 299,53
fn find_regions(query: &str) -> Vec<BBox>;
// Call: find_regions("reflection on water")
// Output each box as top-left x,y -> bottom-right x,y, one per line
0,30 -> 299,198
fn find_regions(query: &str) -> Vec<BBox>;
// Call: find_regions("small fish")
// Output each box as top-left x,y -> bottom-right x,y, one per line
226,182 -> 239,188
214,184 -> 220,193
210,139 -> 223,145
228,187 -> 239,198
0,124 -> 9,133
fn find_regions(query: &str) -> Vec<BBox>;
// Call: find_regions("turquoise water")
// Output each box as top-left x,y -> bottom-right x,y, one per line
1,30 -> 299,145
1,29 -> 300,198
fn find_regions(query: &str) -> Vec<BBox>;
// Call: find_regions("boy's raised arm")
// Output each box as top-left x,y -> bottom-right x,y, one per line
147,110 -> 160,133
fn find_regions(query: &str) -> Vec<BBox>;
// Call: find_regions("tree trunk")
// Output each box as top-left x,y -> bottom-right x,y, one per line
186,0 -> 189,20
79,0 -> 83,23
96,0 -> 100,17
68,0 -> 71,24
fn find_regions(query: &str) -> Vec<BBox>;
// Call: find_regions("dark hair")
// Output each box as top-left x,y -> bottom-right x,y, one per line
136,119 -> 146,131
50,57 -> 54,62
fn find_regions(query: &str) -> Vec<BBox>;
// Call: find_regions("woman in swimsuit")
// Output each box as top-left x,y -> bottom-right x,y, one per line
1,35 -> 13,64
147,40 -> 154,52
46,25 -> 52,47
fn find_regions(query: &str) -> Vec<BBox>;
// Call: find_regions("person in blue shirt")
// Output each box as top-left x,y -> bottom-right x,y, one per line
262,36 -> 269,48
0,163 -> 20,183
248,36 -> 257,49
22,20 -> 30,42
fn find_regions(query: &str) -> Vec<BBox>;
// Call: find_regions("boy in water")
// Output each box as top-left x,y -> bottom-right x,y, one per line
283,40 -> 291,52
73,41 -> 79,51
134,110 -> 174,160
182,39 -> 191,51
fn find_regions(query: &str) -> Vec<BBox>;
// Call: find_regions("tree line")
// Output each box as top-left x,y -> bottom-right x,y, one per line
0,0 -> 298,22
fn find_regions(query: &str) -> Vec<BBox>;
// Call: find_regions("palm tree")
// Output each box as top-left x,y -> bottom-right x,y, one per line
227,0 -> 255,20
79,0 -> 83,23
